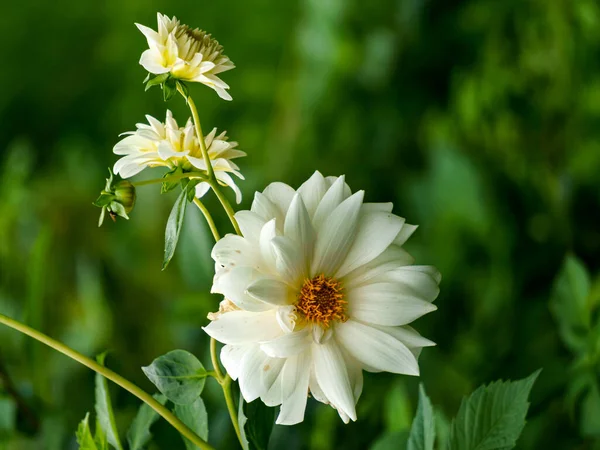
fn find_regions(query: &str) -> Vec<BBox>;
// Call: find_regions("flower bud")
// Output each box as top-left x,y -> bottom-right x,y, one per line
94,169 -> 137,226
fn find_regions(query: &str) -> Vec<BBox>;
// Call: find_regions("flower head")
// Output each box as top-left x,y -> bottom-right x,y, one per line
136,13 -> 235,100
204,172 -> 440,425
113,110 -> 246,202
94,169 -> 137,226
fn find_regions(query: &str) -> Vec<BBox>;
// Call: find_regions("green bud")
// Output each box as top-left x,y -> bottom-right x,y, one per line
94,169 -> 137,226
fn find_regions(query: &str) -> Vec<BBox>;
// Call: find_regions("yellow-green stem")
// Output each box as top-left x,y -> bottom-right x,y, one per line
193,198 -> 221,242
0,314 -> 214,450
131,171 -> 207,187
209,180 -> 242,235
210,337 -> 224,381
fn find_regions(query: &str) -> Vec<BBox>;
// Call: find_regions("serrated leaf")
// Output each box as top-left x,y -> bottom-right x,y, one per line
550,255 -> 592,353
142,350 -> 206,405
447,370 -> 541,450
76,413 -> 99,450
127,394 -> 167,450
174,397 -> 208,450
239,398 -> 275,450
95,353 -> 124,450
162,189 -> 188,270
408,384 -> 435,450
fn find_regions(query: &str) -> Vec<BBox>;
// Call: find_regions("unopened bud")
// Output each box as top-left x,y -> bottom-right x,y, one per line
94,169 -> 137,226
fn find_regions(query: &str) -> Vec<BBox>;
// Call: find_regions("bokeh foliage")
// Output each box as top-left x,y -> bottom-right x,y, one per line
0,0 -> 599,448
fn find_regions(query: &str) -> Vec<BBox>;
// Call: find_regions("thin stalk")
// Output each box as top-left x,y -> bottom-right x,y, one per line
210,338 -> 224,381
222,375 -> 244,445
0,314 -> 214,450
193,198 -> 221,242
132,171 -> 207,187
209,180 -> 242,235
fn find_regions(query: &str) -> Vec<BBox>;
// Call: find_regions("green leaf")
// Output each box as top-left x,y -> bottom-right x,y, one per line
95,353 -> 124,450
145,73 -> 169,91
239,398 -> 275,450
174,397 -> 208,449
141,350 -> 207,405
581,381 -> 600,437
127,394 -> 167,450
162,189 -> 188,270
185,179 -> 202,202
384,381 -> 413,433
93,193 -> 115,208
371,431 -> 409,450
408,384 -> 435,450
94,418 -> 108,450
76,413 -> 99,450
163,78 -> 178,101
161,167 -> 182,194
447,370 -> 541,450
550,255 -> 592,352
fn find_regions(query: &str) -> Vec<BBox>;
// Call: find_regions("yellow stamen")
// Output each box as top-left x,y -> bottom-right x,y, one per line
296,274 -> 347,328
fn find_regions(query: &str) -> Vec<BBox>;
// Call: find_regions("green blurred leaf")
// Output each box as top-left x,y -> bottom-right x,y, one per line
163,78 -> 178,101
127,394 -> 167,450
141,350 -> 207,405
238,399 -> 275,450
173,397 -> 208,450
371,431 -> 409,450
581,381 -> 600,437
384,381 -> 413,433
0,396 -> 16,436
76,413 -> 98,450
94,418 -> 108,450
95,353 -> 123,450
408,384 -> 435,450
144,73 -> 169,92
447,370 -> 540,450
162,188 -> 188,270
550,255 -> 592,353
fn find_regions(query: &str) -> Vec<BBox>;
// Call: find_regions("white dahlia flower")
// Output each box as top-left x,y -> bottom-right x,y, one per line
204,172 -> 440,425
113,110 -> 245,203
136,13 -> 235,100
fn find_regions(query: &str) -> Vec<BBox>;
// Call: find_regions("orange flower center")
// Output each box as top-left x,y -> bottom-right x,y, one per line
296,274 -> 347,327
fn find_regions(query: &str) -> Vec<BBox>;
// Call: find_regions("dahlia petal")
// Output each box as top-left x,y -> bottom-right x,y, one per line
271,236 -> 305,287
135,23 -> 161,46
312,176 -> 348,232
261,328 -> 311,358
361,202 -> 393,213
311,191 -> 365,277
220,344 -> 247,380
259,219 -> 279,271
370,324 -> 436,351
335,320 -> 419,375
284,194 -> 315,272
312,340 -> 357,422
239,346 -> 269,402
276,351 -> 311,425
347,282 -> 437,326
261,357 -> 285,398
194,182 -> 210,199
235,210 -> 266,242
263,182 -> 296,220
203,310 -> 282,345
297,171 -> 328,219
275,305 -> 297,333
211,234 -> 257,269
212,266 -> 272,312
251,192 -> 283,225
342,245 -> 415,289
376,267 -> 441,302
245,278 -> 293,306
262,367 -> 284,407
139,49 -> 170,74
394,223 -> 418,247
336,211 -> 405,278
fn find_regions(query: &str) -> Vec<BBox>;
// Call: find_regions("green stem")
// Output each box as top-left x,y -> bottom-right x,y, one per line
131,171 -> 207,187
222,375 -> 244,446
209,180 -> 242,235
0,314 -> 215,450
193,198 -> 221,242
210,337 -> 224,381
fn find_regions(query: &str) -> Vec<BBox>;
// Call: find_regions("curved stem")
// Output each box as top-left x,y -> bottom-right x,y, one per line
210,338 -> 224,381
131,171 -> 207,188
209,180 -> 242,235
193,198 -> 221,242
0,314 -> 215,450
222,375 -> 244,446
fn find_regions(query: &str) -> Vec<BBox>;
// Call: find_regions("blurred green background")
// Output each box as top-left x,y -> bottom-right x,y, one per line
1,0 -> 600,448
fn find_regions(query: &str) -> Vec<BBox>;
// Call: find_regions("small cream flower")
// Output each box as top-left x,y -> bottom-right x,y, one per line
136,13 -> 235,100
113,111 -> 246,202
204,172 -> 440,425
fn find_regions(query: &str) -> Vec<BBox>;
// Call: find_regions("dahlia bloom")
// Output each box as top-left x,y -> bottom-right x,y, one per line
113,110 -> 245,202
204,172 -> 440,425
136,13 -> 235,100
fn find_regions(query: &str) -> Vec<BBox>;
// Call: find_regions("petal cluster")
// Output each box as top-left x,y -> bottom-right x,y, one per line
113,111 -> 245,202
204,172 -> 440,425
136,13 -> 235,100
